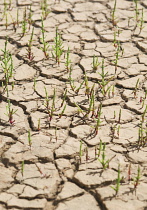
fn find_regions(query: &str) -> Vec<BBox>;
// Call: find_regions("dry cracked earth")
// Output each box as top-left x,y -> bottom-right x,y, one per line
0,0 -> 147,209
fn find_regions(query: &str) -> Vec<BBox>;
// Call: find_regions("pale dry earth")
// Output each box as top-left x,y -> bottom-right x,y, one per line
0,0 -> 147,209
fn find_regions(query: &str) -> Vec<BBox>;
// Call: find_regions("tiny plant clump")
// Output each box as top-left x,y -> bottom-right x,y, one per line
92,55 -> 100,71
25,27 -> 35,61
52,27 -> 64,65
0,38 -> 14,95
40,17 -> 50,59
111,164 -> 122,195
5,99 -> 17,125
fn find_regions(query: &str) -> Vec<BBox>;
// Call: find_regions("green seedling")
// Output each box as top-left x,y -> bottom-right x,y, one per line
2,0 -> 7,20
95,139 -> 103,159
111,0 -> 117,26
68,66 -> 84,94
40,17 -> 50,58
5,99 -> 17,125
98,59 -> 113,97
44,86 -> 50,110
41,0 -> 50,20
26,27 -> 35,61
28,130 -> 32,149
133,0 -> 139,22
52,27 -> 64,65
114,110 -> 116,119
117,125 -> 120,137
21,160 -> 25,177
94,103 -> 102,135
133,78 -> 140,98
133,165 -> 141,193
111,164 -> 121,195
65,47 -> 71,72
138,8 -> 144,34
60,89 -> 67,108
59,104 -> 66,118
21,7 -> 27,37
92,55 -> 100,71
28,5 -> 33,30
44,87 -> 56,122
0,38 -> 14,94
98,142 -> 110,169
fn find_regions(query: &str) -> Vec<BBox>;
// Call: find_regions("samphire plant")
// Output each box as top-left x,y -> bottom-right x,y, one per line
0,38 -> 14,96
40,17 -> 50,59
52,27 -> 64,65
5,99 -> 17,125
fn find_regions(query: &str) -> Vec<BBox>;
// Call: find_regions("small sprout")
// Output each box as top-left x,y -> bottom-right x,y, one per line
111,164 -> 121,195
117,125 -> 120,137
59,104 -> 66,118
94,103 -> 102,135
5,99 -> 17,125
21,160 -> 25,177
98,142 -> 109,169
60,89 -> 67,108
28,130 -> 32,149
114,110 -> 116,119
41,0 -> 50,20
40,17 -> 50,59
92,55 -> 100,71
133,78 -> 140,98
21,7 -> 27,37
111,0 -> 117,26
133,165 -> 141,193
52,27 -> 64,65
65,47 -> 71,72
26,27 -> 35,61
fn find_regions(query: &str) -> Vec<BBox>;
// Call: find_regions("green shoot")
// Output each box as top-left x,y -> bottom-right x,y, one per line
98,142 -> 109,169
133,165 -> 141,193
92,55 -> 100,71
111,0 -> 117,26
65,47 -> 71,72
52,27 -> 64,65
5,99 -> 18,125
41,0 -> 50,20
0,38 -> 14,95
26,27 -> 34,61
21,7 -> 27,37
28,130 -> 32,149
133,78 -> 139,98
40,17 -> 50,58
111,164 -> 121,195
21,160 -> 25,177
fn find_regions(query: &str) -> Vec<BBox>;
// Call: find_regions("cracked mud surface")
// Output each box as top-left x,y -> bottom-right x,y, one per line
0,0 -> 147,209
